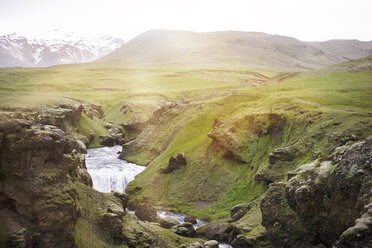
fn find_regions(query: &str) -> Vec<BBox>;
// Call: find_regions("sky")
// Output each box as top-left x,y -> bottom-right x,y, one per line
0,0 -> 371,42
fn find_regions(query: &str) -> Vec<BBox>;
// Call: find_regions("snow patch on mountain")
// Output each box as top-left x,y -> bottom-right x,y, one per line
0,30 -> 124,67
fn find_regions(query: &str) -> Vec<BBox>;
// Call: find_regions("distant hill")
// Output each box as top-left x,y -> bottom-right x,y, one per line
100,30 -> 372,70
0,30 -> 124,67
309,40 -> 372,61
323,55 -> 372,73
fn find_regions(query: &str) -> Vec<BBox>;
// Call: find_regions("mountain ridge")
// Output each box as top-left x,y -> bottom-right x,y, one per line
0,30 -> 124,67
100,30 -> 372,70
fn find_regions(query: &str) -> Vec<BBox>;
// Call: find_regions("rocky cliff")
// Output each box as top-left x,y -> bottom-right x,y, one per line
261,137 -> 372,248
0,104 -> 209,248
0,105 -> 93,247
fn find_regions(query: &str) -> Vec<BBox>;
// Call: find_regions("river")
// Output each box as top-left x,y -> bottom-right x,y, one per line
86,146 -> 232,248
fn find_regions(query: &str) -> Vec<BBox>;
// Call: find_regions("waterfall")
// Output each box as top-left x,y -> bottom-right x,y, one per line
85,146 -> 232,248
85,146 -> 145,193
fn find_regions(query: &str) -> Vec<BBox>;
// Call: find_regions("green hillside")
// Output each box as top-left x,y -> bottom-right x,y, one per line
0,54 -> 371,246
100,30 -> 372,70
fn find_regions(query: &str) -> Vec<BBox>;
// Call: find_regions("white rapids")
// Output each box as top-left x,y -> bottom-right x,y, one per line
85,146 -> 145,193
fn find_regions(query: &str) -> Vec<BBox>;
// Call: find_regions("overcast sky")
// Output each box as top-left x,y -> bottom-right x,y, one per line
0,0 -> 371,41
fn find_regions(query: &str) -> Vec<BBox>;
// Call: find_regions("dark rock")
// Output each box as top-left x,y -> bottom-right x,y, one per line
184,216 -> 197,224
88,130 -> 95,144
160,153 -> 187,173
157,217 -> 179,229
256,146 -> 298,183
127,199 -> 141,211
196,222 -> 233,242
113,191 -> 129,209
173,222 -> 196,237
261,137 -> 372,248
268,147 -> 295,164
135,204 -> 157,222
0,105 -> 102,247
229,203 -> 251,222
100,213 -> 123,242
100,135 -> 115,146
231,234 -> 255,248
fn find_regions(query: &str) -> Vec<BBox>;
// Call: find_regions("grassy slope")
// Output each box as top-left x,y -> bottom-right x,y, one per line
0,63 -> 272,148
123,67 -> 372,241
0,57 -> 371,244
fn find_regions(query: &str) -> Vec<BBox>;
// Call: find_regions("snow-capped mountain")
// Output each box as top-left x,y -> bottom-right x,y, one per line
0,30 -> 124,67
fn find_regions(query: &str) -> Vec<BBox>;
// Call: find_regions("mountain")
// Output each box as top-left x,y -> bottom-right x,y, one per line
100,30 -> 372,70
0,30 -> 124,67
309,39 -> 372,61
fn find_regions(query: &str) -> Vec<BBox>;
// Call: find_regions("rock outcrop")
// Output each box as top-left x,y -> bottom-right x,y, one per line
261,137 -> 372,247
160,153 -> 187,173
196,222 -> 235,242
229,202 -> 251,222
207,113 -> 286,163
158,217 -> 180,229
0,105 -> 93,247
100,121 -> 126,147
184,216 -> 197,224
255,146 -> 298,183
173,222 -> 196,237
134,203 -> 158,222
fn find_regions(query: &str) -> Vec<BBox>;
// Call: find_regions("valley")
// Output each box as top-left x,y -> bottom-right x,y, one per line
0,30 -> 371,248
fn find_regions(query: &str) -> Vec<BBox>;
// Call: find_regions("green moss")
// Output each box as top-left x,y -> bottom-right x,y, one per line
77,113 -> 108,148
342,230 -> 352,236
73,218 -> 126,248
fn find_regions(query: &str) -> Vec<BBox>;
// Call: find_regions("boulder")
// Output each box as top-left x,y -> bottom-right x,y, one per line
135,204 -> 158,222
100,213 -> 123,243
157,217 -> 180,229
204,240 -> 219,248
113,191 -> 129,209
100,135 -> 115,146
179,241 -> 204,248
196,222 -> 233,241
231,234 -> 255,248
229,203 -> 251,222
268,147 -> 295,164
184,216 -> 197,224
173,222 -> 196,237
256,146 -> 298,183
160,153 -> 187,173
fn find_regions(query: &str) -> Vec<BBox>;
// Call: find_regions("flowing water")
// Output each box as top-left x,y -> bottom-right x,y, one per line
86,146 -> 232,248
86,146 -> 145,193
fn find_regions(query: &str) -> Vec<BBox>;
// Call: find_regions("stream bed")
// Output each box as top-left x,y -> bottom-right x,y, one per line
86,146 -> 232,248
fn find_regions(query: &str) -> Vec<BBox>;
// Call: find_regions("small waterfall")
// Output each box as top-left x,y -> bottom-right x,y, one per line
85,146 -> 145,193
85,146 -> 233,248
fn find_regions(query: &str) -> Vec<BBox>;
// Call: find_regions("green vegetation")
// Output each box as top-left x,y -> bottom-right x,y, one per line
77,113 -> 108,148
0,55 -> 371,244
